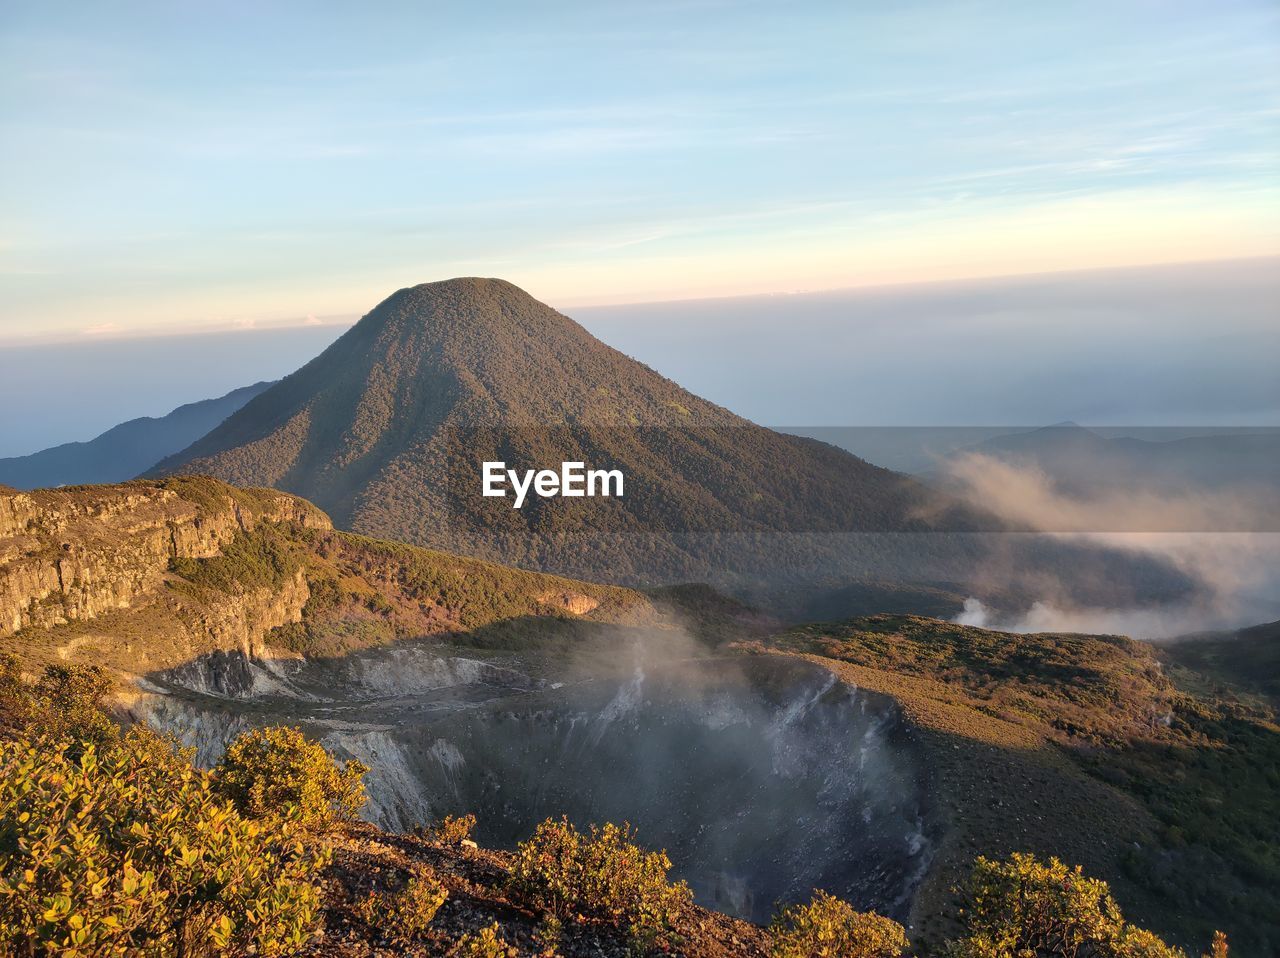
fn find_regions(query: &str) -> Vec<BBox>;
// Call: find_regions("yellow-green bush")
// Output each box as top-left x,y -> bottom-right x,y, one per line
214,725 -> 367,830
0,729 -> 325,957
355,873 -> 448,945
0,659 -> 117,751
423,812 -> 477,846
770,889 -> 908,958
510,818 -> 691,946
1201,931 -> 1228,958
533,914 -> 563,954
453,922 -> 515,957
946,852 -> 1202,958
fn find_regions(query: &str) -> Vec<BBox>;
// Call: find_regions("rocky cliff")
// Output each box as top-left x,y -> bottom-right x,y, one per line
0,476 -> 655,683
0,477 -> 328,642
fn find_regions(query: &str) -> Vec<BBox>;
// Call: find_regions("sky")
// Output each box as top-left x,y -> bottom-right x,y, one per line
1,0 -> 1278,343
1,257 -> 1275,458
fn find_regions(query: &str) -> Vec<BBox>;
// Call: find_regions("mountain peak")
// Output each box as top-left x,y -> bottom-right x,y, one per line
393,276 -> 534,308
405,276 -> 524,295
354,276 -> 581,345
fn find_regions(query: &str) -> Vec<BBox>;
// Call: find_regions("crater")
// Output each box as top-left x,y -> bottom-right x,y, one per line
138,645 -> 936,924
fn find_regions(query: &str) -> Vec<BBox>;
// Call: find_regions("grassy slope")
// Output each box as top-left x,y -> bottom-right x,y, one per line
763,615 -> 1279,955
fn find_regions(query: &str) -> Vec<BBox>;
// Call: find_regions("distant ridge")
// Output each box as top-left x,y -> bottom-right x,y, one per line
0,381 -> 273,489
952,422 -> 1280,502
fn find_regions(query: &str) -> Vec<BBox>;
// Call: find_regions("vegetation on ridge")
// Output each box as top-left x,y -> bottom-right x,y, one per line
767,614 -> 1278,954
0,476 -> 657,676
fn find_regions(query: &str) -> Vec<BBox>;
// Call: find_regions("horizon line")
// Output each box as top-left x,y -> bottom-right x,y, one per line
2,251 -> 1276,349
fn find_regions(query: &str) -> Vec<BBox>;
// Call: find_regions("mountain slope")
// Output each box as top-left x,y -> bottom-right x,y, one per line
0,381 -> 272,489
1164,619 -> 1280,708
150,279 -> 1190,612
150,280 -> 984,576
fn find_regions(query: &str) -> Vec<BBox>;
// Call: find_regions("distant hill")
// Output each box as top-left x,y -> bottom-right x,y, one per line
951,422 -> 1280,503
150,279 -> 1190,612
0,381 -> 272,489
1165,618 -> 1280,708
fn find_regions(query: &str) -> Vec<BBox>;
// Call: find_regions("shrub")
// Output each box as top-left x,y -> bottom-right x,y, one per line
0,661 -> 119,750
0,729 -> 325,957
770,890 -> 908,958
1114,925 -> 1192,958
0,655 -> 25,721
423,812 -> 477,846
945,852 -> 1197,958
453,922 -> 515,958
355,874 -> 449,946
533,915 -> 563,954
214,725 -> 367,830
1202,931 -> 1228,958
510,818 -> 691,946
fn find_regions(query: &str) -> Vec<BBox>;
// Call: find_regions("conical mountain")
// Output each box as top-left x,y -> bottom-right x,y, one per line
152,279 -> 1184,609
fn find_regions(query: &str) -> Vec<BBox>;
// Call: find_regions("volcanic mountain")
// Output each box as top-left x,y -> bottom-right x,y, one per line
150,278 -> 1183,610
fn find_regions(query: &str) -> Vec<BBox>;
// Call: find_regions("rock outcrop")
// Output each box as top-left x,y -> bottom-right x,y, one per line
0,479 -> 329,638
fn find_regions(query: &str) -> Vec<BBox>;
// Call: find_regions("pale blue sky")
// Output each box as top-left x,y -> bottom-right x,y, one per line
1,1 -> 1278,340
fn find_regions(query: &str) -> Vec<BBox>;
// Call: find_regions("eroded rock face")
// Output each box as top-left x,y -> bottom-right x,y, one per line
0,483 -> 328,637
140,647 -> 935,924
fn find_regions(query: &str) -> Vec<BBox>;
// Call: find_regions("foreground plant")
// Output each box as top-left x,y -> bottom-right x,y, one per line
0,730 -> 325,957
510,817 -> 692,948
422,812 -> 477,846
770,889 -> 908,958
355,873 -> 449,946
453,922 -> 515,957
946,852 -> 1218,958
214,724 -> 368,830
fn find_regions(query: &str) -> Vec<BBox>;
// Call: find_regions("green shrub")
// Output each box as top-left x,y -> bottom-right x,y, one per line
770,890 -> 908,958
533,915 -> 563,954
214,725 -> 367,830
946,852 -> 1195,958
0,661 -> 119,751
510,818 -> 691,946
0,729 -> 325,957
422,812 -> 477,846
355,874 -> 449,946
453,922 -> 515,957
